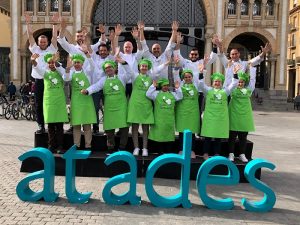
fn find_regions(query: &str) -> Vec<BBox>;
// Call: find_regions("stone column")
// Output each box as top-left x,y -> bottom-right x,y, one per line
216,0 -> 224,73
269,57 -> 276,90
205,33 -> 212,85
75,0 -> 82,31
279,0 -> 288,85
11,0 -> 19,80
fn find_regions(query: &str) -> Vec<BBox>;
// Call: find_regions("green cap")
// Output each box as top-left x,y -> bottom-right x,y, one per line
71,54 -> 85,64
44,53 -> 54,63
102,60 -> 117,71
211,72 -> 225,84
138,58 -> 152,70
181,69 -> 193,80
157,78 -> 169,88
237,71 -> 250,84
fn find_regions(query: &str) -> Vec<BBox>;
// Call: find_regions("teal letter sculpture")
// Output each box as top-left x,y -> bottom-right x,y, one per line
62,145 -> 92,203
16,147 -> 58,202
102,151 -> 141,205
242,159 -> 276,212
197,156 -> 239,210
145,130 -> 192,208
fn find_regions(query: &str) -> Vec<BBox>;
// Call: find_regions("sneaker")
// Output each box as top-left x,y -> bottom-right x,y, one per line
133,147 -> 140,156
203,153 -> 209,160
239,154 -> 248,163
191,151 -> 196,159
142,148 -> 148,157
228,153 -> 235,161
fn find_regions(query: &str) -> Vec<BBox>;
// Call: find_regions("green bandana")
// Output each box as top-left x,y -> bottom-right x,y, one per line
71,54 -> 85,64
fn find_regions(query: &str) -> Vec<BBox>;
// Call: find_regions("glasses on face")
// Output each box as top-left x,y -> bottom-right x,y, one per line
190,53 -> 198,56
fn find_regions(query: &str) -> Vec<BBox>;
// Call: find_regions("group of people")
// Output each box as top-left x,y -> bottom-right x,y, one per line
0,81 -> 17,102
26,13 -> 272,162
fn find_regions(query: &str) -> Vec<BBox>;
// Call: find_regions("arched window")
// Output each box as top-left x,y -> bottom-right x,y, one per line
50,0 -> 59,12
253,0 -> 261,16
38,0 -> 47,12
228,0 -> 236,15
241,0 -> 249,16
266,0 -> 274,16
26,0 -> 34,12
62,0 -> 71,12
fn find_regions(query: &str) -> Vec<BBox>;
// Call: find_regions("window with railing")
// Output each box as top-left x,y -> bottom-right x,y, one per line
228,0 -> 236,15
50,0 -> 59,12
241,0 -> 249,15
62,0 -> 71,12
290,34 -> 296,47
26,0 -> 34,12
38,0 -> 47,12
253,0 -> 261,16
266,0 -> 274,16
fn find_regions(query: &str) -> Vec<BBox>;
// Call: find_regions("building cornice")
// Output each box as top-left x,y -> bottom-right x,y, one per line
290,5 -> 300,15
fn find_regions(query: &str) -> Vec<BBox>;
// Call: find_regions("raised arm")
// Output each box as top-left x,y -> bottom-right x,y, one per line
172,81 -> 183,101
225,64 -> 240,95
51,13 -> 59,49
248,66 -> 257,92
83,76 -> 106,95
113,24 -> 122,56
24,13 -> 36,47
146,82 -> 159,101
197,63 -> 210,94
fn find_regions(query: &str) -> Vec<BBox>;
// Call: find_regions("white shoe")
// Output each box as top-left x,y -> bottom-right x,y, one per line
142,148 -> 148,157
239,154 -> 248,163
133,147 -> 140,156
228,153 -> 235,161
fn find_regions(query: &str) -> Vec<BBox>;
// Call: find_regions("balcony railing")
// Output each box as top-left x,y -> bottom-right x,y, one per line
287,59 -> 295,67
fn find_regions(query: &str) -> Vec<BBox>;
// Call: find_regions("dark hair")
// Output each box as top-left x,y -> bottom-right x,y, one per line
190,48 -> 199,52
76,30 -> 83,33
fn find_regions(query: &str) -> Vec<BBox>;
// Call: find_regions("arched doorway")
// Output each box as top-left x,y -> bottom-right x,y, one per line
91,0 -> 207,58
228,33 -> 268,89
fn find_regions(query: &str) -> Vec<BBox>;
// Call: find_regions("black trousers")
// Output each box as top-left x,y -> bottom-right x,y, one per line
203,137 -> 221,155
92,91 -> 102,130
34,78 -> 44,126
48,122 -> 64,151
228,130 -> 248,155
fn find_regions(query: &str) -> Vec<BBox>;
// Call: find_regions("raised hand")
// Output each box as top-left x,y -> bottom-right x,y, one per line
131,26 -> 139,40
173,55 -> 180,66
261,42 -> 272,54
137,21 -> 145,30
66,56 -> 73,69
153,80 -> 157,87
233,63 -> 243,74
97,23 -> 105,34
30,53 -> 40,61
203,54 -> 209,66
172,21 -> 179,31
176,32 -> 183,44
108,29 -> 115,42
60,17 -> 67,30
52,51 -> 60,62
24,12 -> 31,24
52,12 -> 59,24
115,24 -> 122,36
115,54 -> 125,64
115,46 -> 120,57
174,80 -> 180,89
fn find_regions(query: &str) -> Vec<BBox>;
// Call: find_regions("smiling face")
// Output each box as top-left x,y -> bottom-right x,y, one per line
38,36 -> 49,50
238,79 -> 246,88
47,59 -> 56,71
75,31 -> 85,45
189,50 -> 199,62
104,64 -> 116,77
73,61 -> 83,71
98,45 -> 109,59
183,73 -> 193,84
212,79 -> 222,89
161,85 -> 169,92
124,41 -> 133,54
230,49 -> 240,62
152,44 -> 162,58
139,64 -> 149,74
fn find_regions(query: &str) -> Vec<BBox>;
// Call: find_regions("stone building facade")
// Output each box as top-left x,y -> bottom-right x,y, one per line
11,0 -> 289,97
288,0 -> 300,98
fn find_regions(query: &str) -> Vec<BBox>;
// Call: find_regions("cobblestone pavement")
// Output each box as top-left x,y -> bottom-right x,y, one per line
0,111 -> 300,225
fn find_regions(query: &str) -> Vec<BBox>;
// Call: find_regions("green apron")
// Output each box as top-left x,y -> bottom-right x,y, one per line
175,83 -> 200,133
149,91 -> 176,142
201,88 -> 229,138
127,74 -> 154,124
229,88 -> 255,132
103,76 -> 128,130
70,71 -> 96,125
43,70 -> 68,123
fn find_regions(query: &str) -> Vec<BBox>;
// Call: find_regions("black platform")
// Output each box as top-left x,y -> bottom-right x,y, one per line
20,132 -> 260,182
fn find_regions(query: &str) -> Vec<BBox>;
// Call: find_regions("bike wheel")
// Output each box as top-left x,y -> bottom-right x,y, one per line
12,103 -> 20,120
4,105 -> 12,120
25,105 -> 31,120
